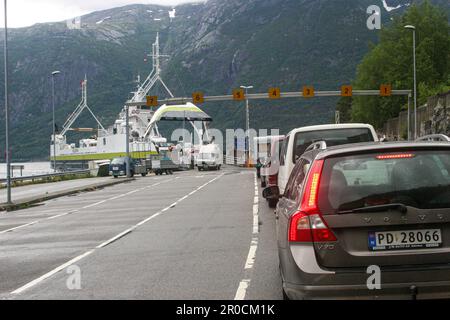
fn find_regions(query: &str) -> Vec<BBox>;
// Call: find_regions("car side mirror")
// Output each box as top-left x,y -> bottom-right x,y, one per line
262,186 -> 280,199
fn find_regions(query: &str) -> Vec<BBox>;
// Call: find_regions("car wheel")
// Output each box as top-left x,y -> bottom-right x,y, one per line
268,199 -> 278,208
113,175 -> 118,179
282,287 -> 290,300
141,173 -> 147,177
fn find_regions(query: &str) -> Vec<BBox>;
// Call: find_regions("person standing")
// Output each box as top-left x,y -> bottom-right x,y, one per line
256,158 -> 262,179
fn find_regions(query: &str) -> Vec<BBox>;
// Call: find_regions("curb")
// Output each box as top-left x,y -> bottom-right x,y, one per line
0,178 -> 135,212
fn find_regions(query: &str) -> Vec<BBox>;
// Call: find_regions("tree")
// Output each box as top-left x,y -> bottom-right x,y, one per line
351,1 -> 450,129
336,97 -> 353,123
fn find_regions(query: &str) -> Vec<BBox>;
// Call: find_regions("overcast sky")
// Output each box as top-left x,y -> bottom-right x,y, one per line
0,0 -> 200,28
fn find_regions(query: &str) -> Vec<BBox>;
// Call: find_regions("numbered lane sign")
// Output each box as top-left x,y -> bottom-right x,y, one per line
341,85 -> 353,97
146,96 -> 158,107
233,89 -> 245,101
192,92 -> 204,104
380,84 -> 392,97
303,86 -> 315,98
269,87 -> 281,99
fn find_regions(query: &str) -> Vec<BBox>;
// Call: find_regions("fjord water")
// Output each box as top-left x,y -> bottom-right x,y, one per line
0,162 -> 52,179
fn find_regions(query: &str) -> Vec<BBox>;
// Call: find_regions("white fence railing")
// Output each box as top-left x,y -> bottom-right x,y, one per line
0,170 -> 91,184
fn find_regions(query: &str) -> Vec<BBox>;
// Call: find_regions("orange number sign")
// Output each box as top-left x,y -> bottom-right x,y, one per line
341,85 -> 353,97
303,86 -> 315,98
269,87 -> 281,99
233,89 -> 245,101
146,96 -> 158,107
192,92 -> 204,104
380,84 -> 392,97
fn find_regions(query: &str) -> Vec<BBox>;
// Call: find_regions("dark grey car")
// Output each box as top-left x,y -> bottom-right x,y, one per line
266,142 -> 450,300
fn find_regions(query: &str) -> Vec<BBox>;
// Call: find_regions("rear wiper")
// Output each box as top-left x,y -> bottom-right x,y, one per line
338,203 -> 408,214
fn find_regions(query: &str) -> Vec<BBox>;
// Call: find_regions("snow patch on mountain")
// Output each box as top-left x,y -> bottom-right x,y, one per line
96,16 -> 111,24
382,0 -> 410,12
169,9 -> 176,19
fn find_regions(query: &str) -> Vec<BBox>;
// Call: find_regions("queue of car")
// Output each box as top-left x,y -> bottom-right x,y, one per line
259,125 -> 450,300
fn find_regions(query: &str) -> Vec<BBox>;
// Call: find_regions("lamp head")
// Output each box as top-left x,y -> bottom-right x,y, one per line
404,25 -> 416,30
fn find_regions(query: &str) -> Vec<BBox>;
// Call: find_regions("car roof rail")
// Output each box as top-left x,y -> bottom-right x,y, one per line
416,134 -> 450,142
305,140 -> 327,153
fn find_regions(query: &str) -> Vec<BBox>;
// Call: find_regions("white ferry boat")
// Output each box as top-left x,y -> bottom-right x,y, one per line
50,33 -> 211,170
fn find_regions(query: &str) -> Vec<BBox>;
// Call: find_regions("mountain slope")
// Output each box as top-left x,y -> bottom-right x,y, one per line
0,0 -> 448,160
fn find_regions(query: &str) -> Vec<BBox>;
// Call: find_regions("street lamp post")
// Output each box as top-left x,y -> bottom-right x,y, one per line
240,85 -> 253,167
125,106 -> 131,178
51,70 -> 61,172
407,93 -> 411,141
3,0 -> 11,204
404,25 -> 417,140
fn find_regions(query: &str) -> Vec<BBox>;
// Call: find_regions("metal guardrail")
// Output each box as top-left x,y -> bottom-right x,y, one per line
0,170 -> 91,184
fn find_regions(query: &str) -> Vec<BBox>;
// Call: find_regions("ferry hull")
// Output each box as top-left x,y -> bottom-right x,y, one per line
51,151 -> 159,170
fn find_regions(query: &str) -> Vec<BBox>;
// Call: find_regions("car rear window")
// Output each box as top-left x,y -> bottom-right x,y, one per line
199,153 -> 215,159
318,150 -> 450,214
293,128 -> 373,163
111,158 -> 126,165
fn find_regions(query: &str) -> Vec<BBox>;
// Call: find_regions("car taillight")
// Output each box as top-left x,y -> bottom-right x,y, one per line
289,160 -> 337,243
289,213 -> 337,242
376,153 -> 415,160
289,212 -> 312,242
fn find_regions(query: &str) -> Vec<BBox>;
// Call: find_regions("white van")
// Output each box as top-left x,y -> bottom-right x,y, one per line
277,123 -> 378,194
196,143 -> 222,171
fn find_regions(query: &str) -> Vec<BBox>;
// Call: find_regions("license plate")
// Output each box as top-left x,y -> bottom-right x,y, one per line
113,167 -> 119,170
368,229 -> 442,251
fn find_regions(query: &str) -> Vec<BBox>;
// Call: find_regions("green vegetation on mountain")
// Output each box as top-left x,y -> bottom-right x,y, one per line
349,0 -> 450,128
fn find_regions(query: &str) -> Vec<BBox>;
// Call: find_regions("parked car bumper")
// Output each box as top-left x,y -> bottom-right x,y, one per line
280,245 -> 450,300
284,280 -> 450,300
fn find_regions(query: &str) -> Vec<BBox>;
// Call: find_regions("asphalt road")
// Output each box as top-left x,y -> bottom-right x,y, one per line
0,166 -> 282,300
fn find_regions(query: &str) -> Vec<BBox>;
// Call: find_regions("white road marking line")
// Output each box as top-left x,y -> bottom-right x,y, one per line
82,200 -> 107,209
0,179 -> 175,236
125,190 -> 139,196
109,194 -> 127,200
45,210 -> 77,220
252,216 -> 259,234
10,173 -> 225,295
0,220 -> 39,234
245,238 -> 258,269
11,250 -> 95,295
234,172 -> 259,300
96,227 -> 136,249
234,279 -> 251,300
